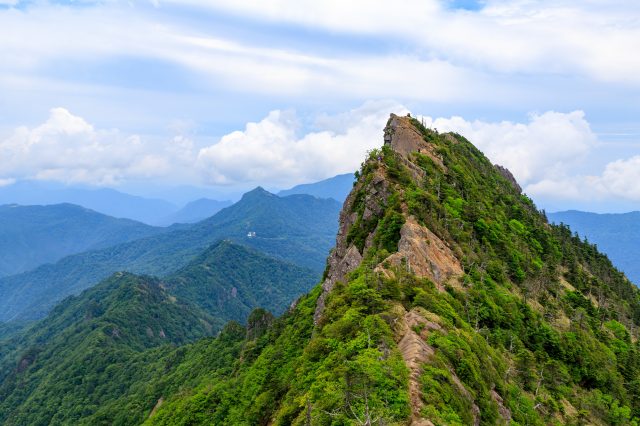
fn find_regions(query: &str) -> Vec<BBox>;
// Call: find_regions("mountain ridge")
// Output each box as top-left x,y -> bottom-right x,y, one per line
278,173 -> 355,202
0,203 -> 164,278
142,113 -> 640,425
0,181 -> 178,224
1,113 -> 639,425
0,188 -> 340,322
548,209 -> 640,284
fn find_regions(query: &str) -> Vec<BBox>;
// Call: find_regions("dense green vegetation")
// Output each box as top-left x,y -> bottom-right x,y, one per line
165,240 -> 318,322
142,118 -> 640,425
0,203 -> 163,278
0,240 -> 318,424
549,210 -> 640,284
0,273 -> 215,425
1,115 -> 639,425
0,188 -> 340,321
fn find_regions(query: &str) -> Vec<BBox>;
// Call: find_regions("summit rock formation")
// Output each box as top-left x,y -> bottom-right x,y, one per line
2,113 -> 639,425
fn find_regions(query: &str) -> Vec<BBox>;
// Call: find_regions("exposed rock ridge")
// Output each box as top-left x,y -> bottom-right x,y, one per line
495,164 -> 522,193
314,113 -> 455,323
313,167 -> 390,324
377,216 -> 463,288
384,113 -> 446,171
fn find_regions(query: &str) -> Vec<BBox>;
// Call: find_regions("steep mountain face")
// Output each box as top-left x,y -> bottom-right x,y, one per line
0,273 -> 215,425
140,114 -> 640,425
165,240 -> 318,324
0,181 -> 178,224
0,189 -> 340,322
2,114 -> 639,426
548,210 -> 640,284
0,203 -> 163,278
159,198 -> 233,225
0,241 -> 317,425
278,173 -> 355,202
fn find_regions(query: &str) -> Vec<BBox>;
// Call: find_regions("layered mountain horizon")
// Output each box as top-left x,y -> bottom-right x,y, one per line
1,113 -> 638,425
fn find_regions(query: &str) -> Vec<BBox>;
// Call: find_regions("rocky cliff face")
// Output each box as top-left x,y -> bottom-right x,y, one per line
308,113 -> 640,425
315,114 -> 461,323
314,166 -> 390,324
129,112 -> 640,426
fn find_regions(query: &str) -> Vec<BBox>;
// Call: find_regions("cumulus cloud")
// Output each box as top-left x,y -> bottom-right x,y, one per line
418,111 -> 640,203
528,155 -> 640,203
1,104 -> 638,207
420,111 -> 597,186
197,101 -> 408,186
0,108 -> 195,185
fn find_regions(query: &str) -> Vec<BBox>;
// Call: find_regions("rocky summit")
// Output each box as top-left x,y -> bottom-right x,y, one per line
1,113 -> 639,426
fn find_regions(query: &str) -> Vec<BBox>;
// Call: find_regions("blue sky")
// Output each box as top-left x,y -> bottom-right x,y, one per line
0,0 -> 639,211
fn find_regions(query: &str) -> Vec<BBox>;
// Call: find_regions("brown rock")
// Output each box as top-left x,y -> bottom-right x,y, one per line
381,216 -> 463,288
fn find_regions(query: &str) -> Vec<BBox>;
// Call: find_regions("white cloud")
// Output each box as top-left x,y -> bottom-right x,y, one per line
0,102 -> 407,188
0,5 -> 492,102
599,156 -> 640,200
1,103 -> 639,206
418,111 -> 640,203
164,0 -> 640,84
1,0 -> 636,111
0,108 -> 196,185
197,100 -> 408,186
528,155 -> 640,202
420,111 -> 597,185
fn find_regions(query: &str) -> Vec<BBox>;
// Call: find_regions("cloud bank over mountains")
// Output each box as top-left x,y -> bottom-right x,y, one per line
1,102 -> 638,208
0,0 -> 637,210
420,112 -> 640,205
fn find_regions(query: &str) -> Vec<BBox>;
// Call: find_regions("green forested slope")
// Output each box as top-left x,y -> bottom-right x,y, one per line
2,114 -> 639,425
0,203 -> 163,278
0,241 -> 318,425
166,240 -> 318,322
0,273 -> 215,425
548,210 -> 640,284
0,188 -> 340,321
143,115 -> 640,425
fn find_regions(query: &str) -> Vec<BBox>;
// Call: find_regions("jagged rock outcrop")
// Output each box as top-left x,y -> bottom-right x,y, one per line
377,216 -> 463,288
314,168 -> 390,324
495,164 -> 522,193
385,113 -> 446,171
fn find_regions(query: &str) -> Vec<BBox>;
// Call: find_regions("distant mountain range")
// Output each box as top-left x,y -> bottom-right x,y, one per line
0,188 -> 340,321
0,174 -> 354,226
159,198 -> 233,225
548,210 -> 640,284
0,204 -> 164,278
0,181 -> 178,225
278,173 -> 354,202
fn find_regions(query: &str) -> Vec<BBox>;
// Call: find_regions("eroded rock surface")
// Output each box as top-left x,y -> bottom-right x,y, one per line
380,216 -> 463,288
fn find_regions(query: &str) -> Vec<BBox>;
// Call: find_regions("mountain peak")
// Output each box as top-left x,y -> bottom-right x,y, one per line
240,186 -> 275,200
384,113 -> 433,157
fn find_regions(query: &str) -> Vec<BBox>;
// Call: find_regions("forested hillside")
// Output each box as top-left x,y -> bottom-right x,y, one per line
0,189 -> 340,322
144,114 -> 640,425
1,114 -> 638,425
549,210 -> 640,285
0,241 -> 318,425
0,203 -> 163,278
